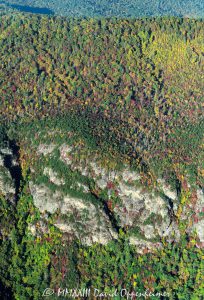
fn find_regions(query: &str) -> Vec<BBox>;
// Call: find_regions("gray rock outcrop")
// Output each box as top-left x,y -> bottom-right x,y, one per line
27,142 -> 203,251
0,147 -> 16,200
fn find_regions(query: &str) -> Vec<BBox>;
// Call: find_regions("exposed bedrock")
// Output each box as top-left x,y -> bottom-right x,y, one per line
0,141 -> 21,202
23,141 -> 203,252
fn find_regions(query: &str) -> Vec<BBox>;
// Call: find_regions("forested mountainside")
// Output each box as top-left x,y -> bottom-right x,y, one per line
1,15 -> 203,183
0,14 -> 204,299
0,0 -> 204,18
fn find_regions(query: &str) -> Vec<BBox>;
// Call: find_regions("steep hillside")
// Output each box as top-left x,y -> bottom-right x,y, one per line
0,15 -> 203,183
0,14 -> 204,299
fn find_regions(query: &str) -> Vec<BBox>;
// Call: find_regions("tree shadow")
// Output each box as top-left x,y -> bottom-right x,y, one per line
1,2 -> 54,15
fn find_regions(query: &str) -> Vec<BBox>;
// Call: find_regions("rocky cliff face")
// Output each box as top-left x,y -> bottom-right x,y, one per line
0,146 -> 16,202
2,133 -> 199,254
1,136 -> 203,253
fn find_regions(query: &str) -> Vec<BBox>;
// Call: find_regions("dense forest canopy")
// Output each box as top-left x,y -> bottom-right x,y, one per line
0,11 -> 204,300
0,0 -> 204,18
0,14 -> 203,185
